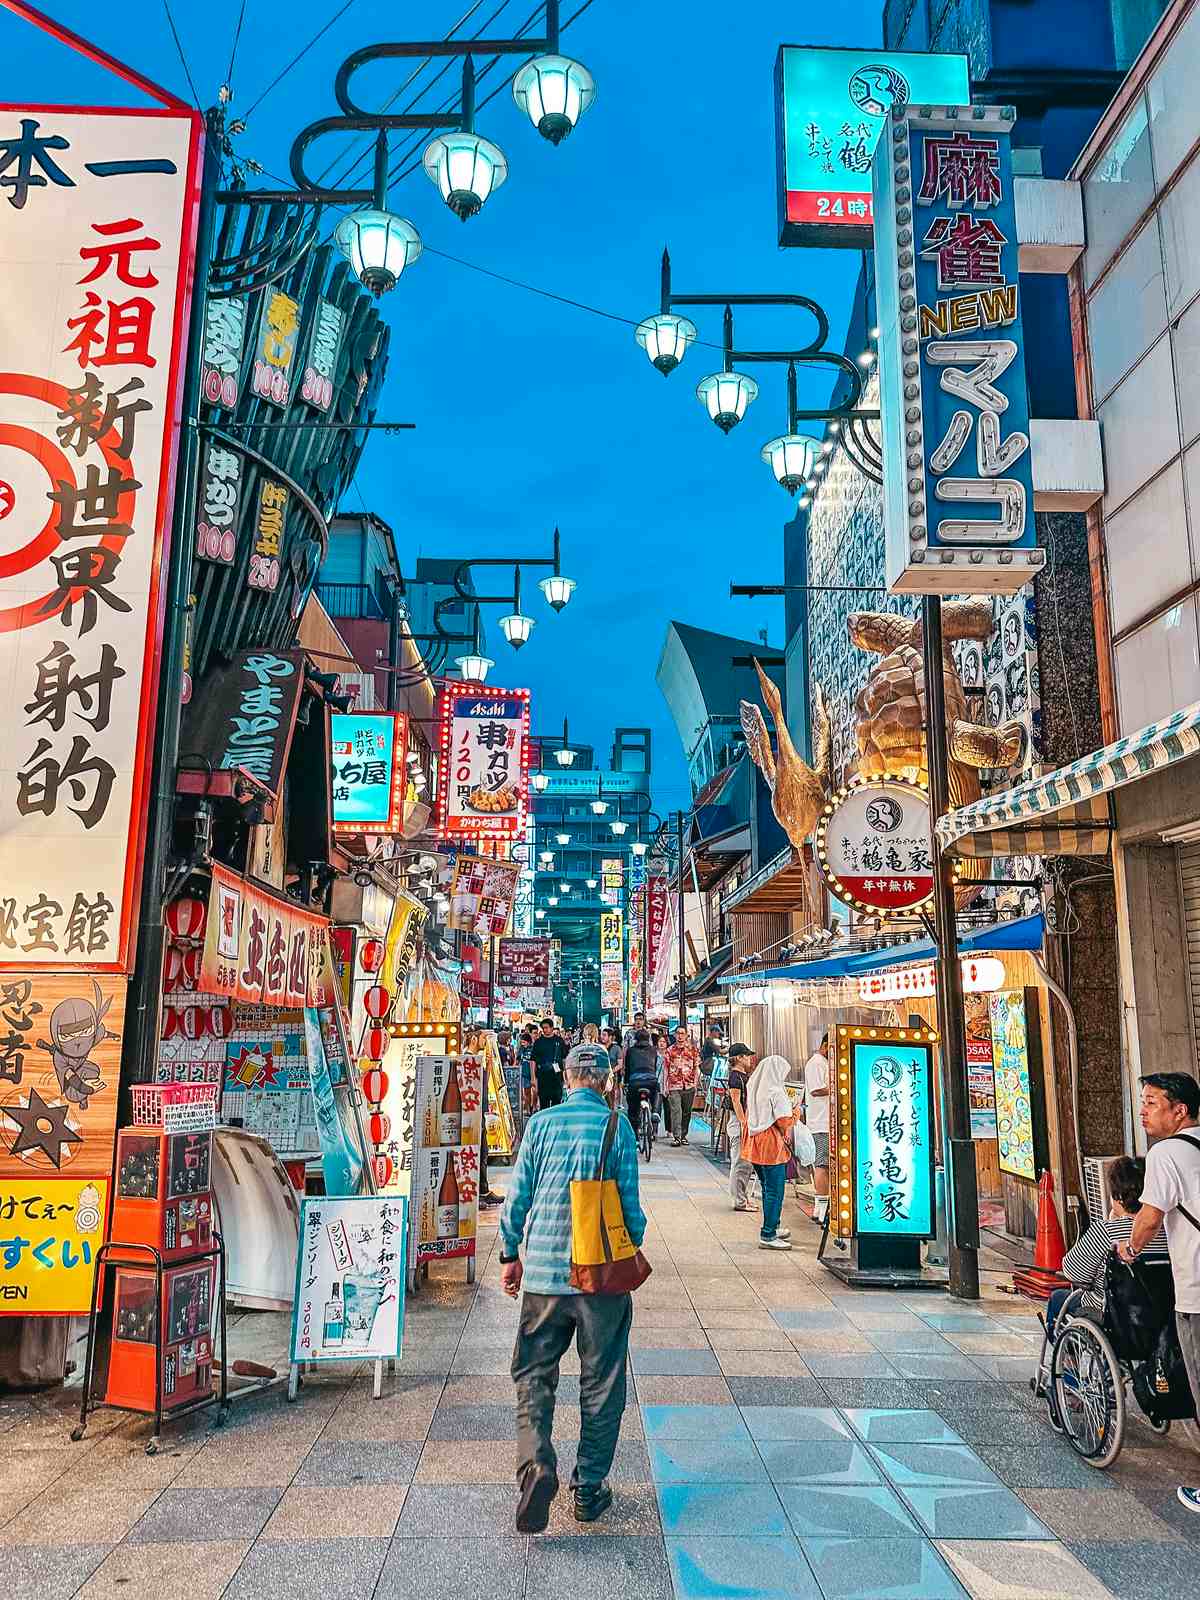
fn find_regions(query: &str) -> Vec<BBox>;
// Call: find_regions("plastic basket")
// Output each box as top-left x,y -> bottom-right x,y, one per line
130,1081 -> 220,1129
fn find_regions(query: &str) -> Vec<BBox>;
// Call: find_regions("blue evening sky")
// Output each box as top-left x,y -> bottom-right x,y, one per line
5,0 -> 879,810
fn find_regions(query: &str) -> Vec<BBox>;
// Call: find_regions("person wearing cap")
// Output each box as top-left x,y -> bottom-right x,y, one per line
726,1044 -> 758,1211
499,1041 -> 646,1534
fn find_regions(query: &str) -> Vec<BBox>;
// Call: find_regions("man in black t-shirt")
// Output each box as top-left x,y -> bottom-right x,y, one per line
726,1043 -> 758,1211
531,1018 -> 566,1109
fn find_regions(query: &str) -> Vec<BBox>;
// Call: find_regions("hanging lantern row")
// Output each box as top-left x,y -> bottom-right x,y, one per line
162,1004 -> 233,1041
165,896 -> 206,943
164,946 -> 204,990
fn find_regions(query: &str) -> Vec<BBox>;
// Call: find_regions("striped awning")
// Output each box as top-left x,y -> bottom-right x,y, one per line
937,701 -> 1200,858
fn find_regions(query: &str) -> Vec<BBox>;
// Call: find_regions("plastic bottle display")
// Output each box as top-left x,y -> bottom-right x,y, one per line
436,1154 -> 461,1239
438,1064 -> 462,1145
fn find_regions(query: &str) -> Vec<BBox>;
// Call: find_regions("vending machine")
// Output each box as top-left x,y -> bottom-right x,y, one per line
110,1127 -> 214,1259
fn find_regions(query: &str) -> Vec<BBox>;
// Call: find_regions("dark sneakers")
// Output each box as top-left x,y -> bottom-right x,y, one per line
515,1465 -> 558,1533
573,1483 -> 614,1522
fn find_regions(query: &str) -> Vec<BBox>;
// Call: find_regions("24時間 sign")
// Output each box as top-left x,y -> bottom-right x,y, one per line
774,46 -> 968,247
874,105 -> 1043,594
331,711 -> 407,834
0,105 -> 202,971
435,683 -> 530,840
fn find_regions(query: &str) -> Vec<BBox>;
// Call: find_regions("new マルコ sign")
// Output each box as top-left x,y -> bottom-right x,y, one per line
0,106 -> 201,971
497,938 -> 551,986
815,778 -> 934,914
774,46 -> 968,247
874,104 -> 1042,594
435,683 -> 530,840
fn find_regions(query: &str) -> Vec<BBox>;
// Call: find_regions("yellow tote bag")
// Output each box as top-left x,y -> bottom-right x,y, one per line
569,1112 -> 652,1294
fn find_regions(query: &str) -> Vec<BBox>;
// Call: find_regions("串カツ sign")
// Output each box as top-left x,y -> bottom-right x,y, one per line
435,683 -> 530,840
0,104 -> 202,970
815,778 -> 936,914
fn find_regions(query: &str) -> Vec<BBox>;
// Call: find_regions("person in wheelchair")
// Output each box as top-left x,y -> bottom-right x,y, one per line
1046,1156 -> 1168,1337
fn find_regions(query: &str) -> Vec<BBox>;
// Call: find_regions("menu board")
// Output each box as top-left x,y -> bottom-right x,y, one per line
409,1054 -> 482,1269
290,1195 -> 408,1364
990,989 -> 1035,1181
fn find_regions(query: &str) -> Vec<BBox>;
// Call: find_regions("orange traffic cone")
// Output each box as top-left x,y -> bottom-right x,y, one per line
1013,1170 -> 1070,1301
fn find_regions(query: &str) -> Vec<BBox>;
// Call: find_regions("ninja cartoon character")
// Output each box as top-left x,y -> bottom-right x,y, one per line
38,981 -> 116,1110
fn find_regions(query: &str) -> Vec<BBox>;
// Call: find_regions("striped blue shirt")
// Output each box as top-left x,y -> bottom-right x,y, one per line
500,1087 -> 646,1295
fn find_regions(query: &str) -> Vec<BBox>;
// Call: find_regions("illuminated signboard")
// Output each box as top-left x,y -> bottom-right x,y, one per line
599,910 -> 623,964
875,103 -> 1042,594
856,956 -> 1006,1003
436,684 -> 530,840
815,778 -> 939,913
831,1025 -> 936,1241
331,712 -> 407,834
990,988 -> 1036,1179
775,46 -> 969,247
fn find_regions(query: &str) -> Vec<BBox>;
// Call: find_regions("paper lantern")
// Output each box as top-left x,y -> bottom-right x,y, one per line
164,947 -> 183,988
183,948 -> 202,987
363,1025 -> 387,1062
362,1067 -> 388,1104
180,1005 -> 207,1041
373,1153 -> 394,1188
166,896 -> 206,941
369,1112 -> 391,1145
160,1005 -> 179,1041
208,1006 -> 233,1040
364,985 -> 390,1020
360,938 -> 385,973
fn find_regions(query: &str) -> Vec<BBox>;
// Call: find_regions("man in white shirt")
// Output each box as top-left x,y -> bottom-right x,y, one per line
804,1033 -> 831,1224
1119,1071 -> 1200,1514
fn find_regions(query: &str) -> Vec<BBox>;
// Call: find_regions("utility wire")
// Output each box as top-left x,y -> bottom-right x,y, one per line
224,0 -> 249,93
162,0 -> 202,108
243,0 -> 362,119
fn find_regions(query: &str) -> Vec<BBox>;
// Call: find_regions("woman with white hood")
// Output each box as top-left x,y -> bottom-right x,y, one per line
744,1054 -> 796,1251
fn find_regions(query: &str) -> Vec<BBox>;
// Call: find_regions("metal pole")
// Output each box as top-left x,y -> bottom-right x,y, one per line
676,809 -> 687,1035
642,870 -> 650,1014
126,106 -> 224,1090
922,595 -> 980,1300
486,934 -> 496,1028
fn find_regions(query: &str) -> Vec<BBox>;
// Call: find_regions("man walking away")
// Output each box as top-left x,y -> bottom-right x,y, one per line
623,1028 -> 660,1131
500,1043 -> 646,1532
726,1043 -> 758,1211
804,1032 -> 831,1225
531,1018 -> 566,1109
1118,1071 -> 1200,1514
745,1054 -> 796,1250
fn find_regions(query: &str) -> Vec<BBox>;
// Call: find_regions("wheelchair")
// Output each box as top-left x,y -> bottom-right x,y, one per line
1032,1261 -> 1198,1469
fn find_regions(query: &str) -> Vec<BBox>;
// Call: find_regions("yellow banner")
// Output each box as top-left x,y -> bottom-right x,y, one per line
0,1176 -> 109,1314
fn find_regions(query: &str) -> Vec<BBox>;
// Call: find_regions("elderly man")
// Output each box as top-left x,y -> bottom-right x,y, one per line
499,1042 -> 646,1533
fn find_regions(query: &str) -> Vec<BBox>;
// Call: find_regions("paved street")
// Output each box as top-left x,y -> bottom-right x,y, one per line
3,1135 -> 1200,1600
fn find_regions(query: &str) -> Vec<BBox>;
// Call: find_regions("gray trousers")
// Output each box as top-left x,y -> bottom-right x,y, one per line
668,1086 -> 695,1140
512,1291 -> 632,1490
729,1122 -> 754,1206
1177,1309 -> 1200,1419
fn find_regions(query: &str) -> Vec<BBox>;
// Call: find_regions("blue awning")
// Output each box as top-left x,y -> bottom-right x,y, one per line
722,913 -> 1045,985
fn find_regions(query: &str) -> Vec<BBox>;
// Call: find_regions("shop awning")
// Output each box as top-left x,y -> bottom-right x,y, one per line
724,913 -> 1045,984
687,942 -> 734,998
722,845 -> 808,914
936,701 -> 1200,859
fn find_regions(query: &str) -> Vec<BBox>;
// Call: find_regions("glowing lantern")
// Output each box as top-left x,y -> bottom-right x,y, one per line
364,986 -> 390,1020
369,1112 -> 391,1145
165,896 -> 206,941
363,1025 -> 388,1061
362,1067 -> 388,1104
360,938 -> 385,973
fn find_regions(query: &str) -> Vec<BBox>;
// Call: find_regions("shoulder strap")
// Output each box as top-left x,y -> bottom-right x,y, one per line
1169,1133 -> 1200,1156
595,1110 -> 620,1182
1164,1135 -> 1200,1233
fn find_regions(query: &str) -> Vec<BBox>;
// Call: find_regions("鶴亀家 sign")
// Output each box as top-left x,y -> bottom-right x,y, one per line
874,104 -> 1043,593
0,105 -> 202,971
775,46 -> 968,247
435,683 -> 530,840
331,711 -> 407,834
830,1025 -> 936,1241
815,778 -> 938,914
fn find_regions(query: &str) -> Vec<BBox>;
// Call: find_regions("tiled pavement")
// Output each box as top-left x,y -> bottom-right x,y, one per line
4,1134 -> 1200,1598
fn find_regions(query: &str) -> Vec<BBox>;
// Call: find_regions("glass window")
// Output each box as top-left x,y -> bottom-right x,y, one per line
1112,0 -> 1169,69
1098,335 -> 1180,512
1083,94 -> 1155,286
1174,295 -> 1200,447
1115,596 -> 1200,733
1147,1 -> 1200,186
1159,150 -> 1200,318
1105,461 -> 1189,636
1088,214 -> 1167,402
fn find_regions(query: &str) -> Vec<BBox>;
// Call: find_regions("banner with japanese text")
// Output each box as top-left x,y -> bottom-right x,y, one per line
599,909 -> 623,965
435,684 -> 530,841
497,937 -> 551,987
446,855 -> 519,938
200,862 -> 329,1008
0,107 -> 202,970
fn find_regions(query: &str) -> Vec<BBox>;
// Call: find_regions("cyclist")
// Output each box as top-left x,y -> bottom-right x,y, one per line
623,1027 -> 660,1135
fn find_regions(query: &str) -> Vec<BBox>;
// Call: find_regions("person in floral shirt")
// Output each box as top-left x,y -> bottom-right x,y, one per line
663,1028 -> 701,1146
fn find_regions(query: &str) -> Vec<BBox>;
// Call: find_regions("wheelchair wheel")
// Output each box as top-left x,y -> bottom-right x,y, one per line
1052,1318 -> 1125,1469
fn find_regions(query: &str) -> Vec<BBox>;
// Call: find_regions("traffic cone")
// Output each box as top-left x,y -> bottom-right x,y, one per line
1013,1170 -> 1070,1300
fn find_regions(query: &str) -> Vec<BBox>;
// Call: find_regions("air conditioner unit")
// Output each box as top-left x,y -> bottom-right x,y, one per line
1081,1154 -> 1123,1223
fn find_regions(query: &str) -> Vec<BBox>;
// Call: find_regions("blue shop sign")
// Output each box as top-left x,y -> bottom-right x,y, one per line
331,711 -> 404,833
852,1038 -> 935,1238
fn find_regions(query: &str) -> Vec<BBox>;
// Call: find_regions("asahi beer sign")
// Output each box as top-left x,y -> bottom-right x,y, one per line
0,105 -> 202,970
874,104 -> 1042,593
435,683 -> 530,841
815,778 -> 935,913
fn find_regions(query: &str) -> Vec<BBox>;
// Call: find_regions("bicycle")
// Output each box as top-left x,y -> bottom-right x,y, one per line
637,1088 -> 655,1164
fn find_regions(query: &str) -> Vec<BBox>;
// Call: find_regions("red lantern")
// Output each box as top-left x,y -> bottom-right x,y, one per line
164,947 -> 184,988
183,948 -> 202,987
368,1112 -> 391,1145
363,1025 -> 387,1062
180,1005 -> 207,1041
160,1005 -> 179,1041
363,986 -> 390,1020
373,1153 -> 394,1188
359,938 -> 385,973
208,1006 -> 233,1040
362,1067 -> 388,1104
166,896 -> 206,941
